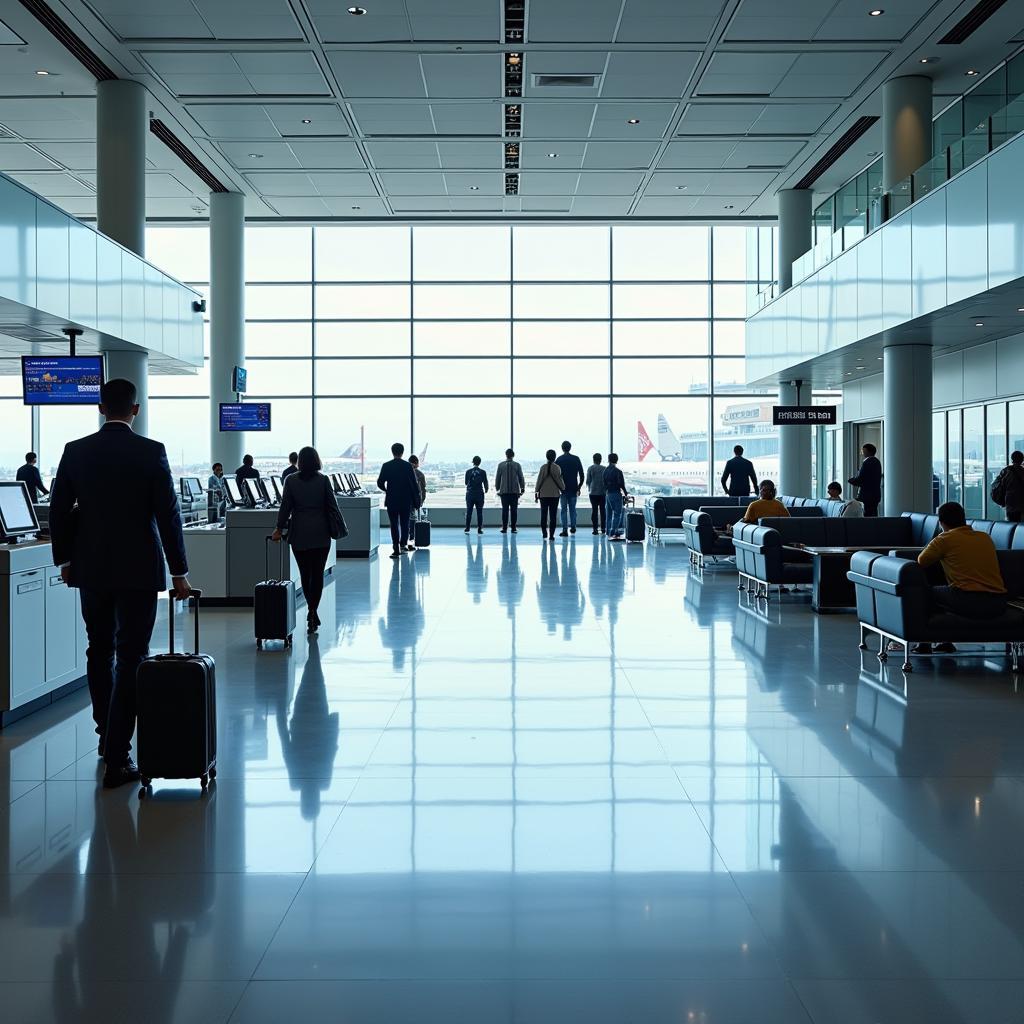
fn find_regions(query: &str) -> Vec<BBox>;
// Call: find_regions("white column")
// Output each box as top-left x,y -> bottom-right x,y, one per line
778,380 -> 812,497
883,344 -> 932,515
882,75 -> 933,192
209,191 -> 245,473
97,79 -> 149,435
777,188 -> 812,292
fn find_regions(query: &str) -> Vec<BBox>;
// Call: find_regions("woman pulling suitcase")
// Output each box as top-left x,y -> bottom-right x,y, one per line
272,446 -> 347,635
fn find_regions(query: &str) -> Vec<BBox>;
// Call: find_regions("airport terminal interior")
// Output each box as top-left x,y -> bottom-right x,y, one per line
4,0 -> 1024,1021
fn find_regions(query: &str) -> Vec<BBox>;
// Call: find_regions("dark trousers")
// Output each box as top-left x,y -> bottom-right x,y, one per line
500,493 -> 519,529
931,586 -> 1008,620
293,545 -> 331,619
589,494 -> 606,532
863,500 -> 879,517
539,496 -> 559,536
79,588 -> 159,767
1006,508 -> 1023,523
465,496 -> 484,529
387,505 -> 412,549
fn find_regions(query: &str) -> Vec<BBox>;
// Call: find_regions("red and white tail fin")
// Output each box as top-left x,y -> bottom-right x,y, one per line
637,421 -> 655,462
340,442 -> 363,459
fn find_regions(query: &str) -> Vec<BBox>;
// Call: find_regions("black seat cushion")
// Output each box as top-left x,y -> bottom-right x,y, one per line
991,522 -> 1017,550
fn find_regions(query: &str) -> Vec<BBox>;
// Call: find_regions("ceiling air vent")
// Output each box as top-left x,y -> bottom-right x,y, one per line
18,0 -> 117,81
937,0 -> 1009,45
532,74 -> 601,88
793,116 -> 878,190
150,119 -> 228,193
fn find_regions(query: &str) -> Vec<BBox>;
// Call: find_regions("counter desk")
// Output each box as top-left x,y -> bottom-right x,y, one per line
337,493 -> 380,558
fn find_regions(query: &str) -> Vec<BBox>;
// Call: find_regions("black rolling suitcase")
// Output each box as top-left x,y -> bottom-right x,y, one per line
137,591 -> 217,796
625,497 -> 645,543
255,535 -> 296,648
414,508 -> 431,548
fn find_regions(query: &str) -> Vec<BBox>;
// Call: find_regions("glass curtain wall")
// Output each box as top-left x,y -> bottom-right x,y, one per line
23,224 -> 777,505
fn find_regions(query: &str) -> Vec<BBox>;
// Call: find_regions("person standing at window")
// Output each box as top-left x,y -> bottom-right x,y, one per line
535,449 -> 564,541
555,440 -> 585,537
603,453 -> 629,541
721,444 -> 758,497
495,448 -> 525,534
16,452 -> 49,502
848,443 -> 882,517
407,453 -> 427,546
281,452 -> 299,481
376,442 -> 419,559
464,455 -> 489,534
990,450 -> 1024,522
586,453 -> 607,535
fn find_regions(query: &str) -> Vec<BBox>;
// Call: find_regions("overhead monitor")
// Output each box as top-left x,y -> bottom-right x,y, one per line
219,402 -> 271,432
223,477 -> 243,506
231,365 -> 247,394
22,356 -> 104,406
0,481 -> 40,540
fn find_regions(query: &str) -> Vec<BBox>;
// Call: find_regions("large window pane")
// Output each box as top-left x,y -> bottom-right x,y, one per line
415,322 -> 510,356
514,322 -> 608,356
987,402 -> 1007,520
613,358 -> 708,395
247,322 -> 313,356
243,399 -> 313,474
513,226 -> 609,281
712,226 -> 748,279
712,320 -> 745,356
414,284 -> 510,319
1010,400 -> 1024,455
145,226 -> 210,283
712,284 -> 746,318
245,226 -> 311,282
415,358 -> 509,395
151,363 -> 210,397
713,397 -> 778,484
613,284 -> 709,318
712,358 -> 773,393
611,397 -> 709,494
317,322 -> 409,356
612,226 -> 709,280
947,409 -> 962,504
0,400 -> 33,477
150,399 -> 210,477
315,226 -> 410,281
315,398 -> 411,479
39,406 -> 100,472
932,410 -> 945,511
963,405 -> 984,519
413,226 -> 510,281
514,359 -> 608,395
513,398 -> 609,473
245,359 -> 313,396
613,321 -> 707,355
246,284 -> 312,319
316,359 -> 410,396
513,284 -> 609,319
317,284 -> 410,319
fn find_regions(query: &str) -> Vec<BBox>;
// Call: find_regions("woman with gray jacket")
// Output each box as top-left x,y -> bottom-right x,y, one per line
534,449 -> 565,541
272,446 -> 345,635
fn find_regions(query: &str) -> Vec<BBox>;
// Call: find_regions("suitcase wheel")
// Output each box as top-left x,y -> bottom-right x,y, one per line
256,639 -> 263,650
201,773 -> 209,790
286,634 -> 293,647
209,766 -> 217,779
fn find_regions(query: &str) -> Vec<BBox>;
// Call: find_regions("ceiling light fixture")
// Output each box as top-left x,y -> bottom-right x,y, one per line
35,69 -> 49,76
869,8 -> 884,15
547,152 -> 557,158
1018,307 -> 1024,313
919,58 -> 930,64
724,204 -> 734,209
301,118 -> 312,124
675,185 -> 688,190
626,117 -> 640,124
469,185 -> 479,190
347,6 -> 366,14
247,153 -> 262,158
975,321 -> 984,327
351,205 -> 360,210
966,68 -> 979,76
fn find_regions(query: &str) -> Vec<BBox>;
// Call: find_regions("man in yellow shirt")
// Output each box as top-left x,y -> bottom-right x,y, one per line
741,480 -> 789,524
913,501 -> 1007,654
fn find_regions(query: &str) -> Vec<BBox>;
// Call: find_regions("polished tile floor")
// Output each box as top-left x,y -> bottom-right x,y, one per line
4,532 -> 1024,1022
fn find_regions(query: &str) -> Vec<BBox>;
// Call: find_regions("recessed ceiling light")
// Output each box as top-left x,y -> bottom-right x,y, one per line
855,365 -> 865,370
724,204 -> 734,209
347,5 -> 367,14
966,69 -> 979,76
675,185 -> 688,190
247,153 -> 262,158
351,205 -> 360,210
1018,307 -> 1024,313
626,118 -> 640,124
547,152 -> 557,158
919,58 -> 930,64
469,185 -> 479,190
877,356 -> 883,360
975,321 -> 984,327
869,8 -> 884,15
301,118 -> 312,124
35,69 -> 49,76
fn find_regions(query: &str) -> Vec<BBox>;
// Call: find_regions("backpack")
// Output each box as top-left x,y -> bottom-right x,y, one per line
993,465 -> 1024,509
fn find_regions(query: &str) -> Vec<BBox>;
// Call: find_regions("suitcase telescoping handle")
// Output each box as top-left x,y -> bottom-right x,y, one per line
266,534 -> 287,581
167,588 -> 202,656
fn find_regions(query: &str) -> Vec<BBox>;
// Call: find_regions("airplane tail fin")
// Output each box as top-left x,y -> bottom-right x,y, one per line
637,421 -> 655,462
418,443 -> 428,466
340,442 -> 363,459
657,413 -> 679,459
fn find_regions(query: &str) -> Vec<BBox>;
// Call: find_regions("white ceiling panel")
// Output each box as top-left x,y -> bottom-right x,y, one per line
617,0 -> 727,43
307,0 -> 411,43
774,52 -> 884,99
83,0 -> 211,40
33,142 -> 96,170
245,172 -> 319,196
307,171 -> 378,196
264,104 -> 351,137
724,139 -> 806,168
329,52 -> 426,98
186,103 -> 279,139
659,138 -> 806,168
218,142 -> 301,169
518,172 -> 580,196
648,169 -> 776,194
520,197 -> 574,213
406,0 -> 500,41
421,54 -> 500,99
265,196 -> 333,216
656,139 -> 736,167
583,141 -> 661,168
288,141 -> 365,169
0,144 -> 59,171
193,0 -> 303,40
600,52 -> 701,99
8,171 -> 93,197
528,0 -> 623,43
523,52 -> 608,99
576,171 -> 645,195
430,102 -> 499,135
522,103 -> 596,138
365,140 -> 442,169
390,197 -> 451,211
143,51 -> 330,97
675,102 -> 837,135
322,197 -> 391,216
690,194 -> 755,214
437,141 -> 503,168
520,141 -> 588,168
348,103 -> 435,135
726,0 -> 934,43
591,102 -> 679,138
724,1 -> 824,43
0,18 -> 25,44
380,171 -> 446,195
448,197 -> 505,212
443,171 -> 507,194
696,52 -> 798,96
572,195 -> 634,215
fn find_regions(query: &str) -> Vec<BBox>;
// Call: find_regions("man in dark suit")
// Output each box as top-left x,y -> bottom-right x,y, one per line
721,444 -> 758,496
49,378 -> 191,789
849,442 -> 883,517
235,454 -> 260,487
16,451 -> 49,502
376,442 -> 420,559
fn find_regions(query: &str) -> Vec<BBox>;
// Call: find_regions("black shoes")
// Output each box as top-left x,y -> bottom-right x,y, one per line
103,759 -> 141,789
559,530 -> 569,537
464,528 -> 470,533
478,528 -> 484,534
592,529 -> 598,535
97,735 -> 105,758
570,527 -> 576,534
511,527 -> 517,533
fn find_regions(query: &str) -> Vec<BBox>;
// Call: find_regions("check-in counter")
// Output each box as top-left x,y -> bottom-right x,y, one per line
182,522 -> 229,600
0,540 -> 87,726
337,493 -> 380,558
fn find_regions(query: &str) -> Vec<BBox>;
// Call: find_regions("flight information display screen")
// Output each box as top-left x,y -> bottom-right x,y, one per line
219,402 -> 271,431
22,356 -> 104,405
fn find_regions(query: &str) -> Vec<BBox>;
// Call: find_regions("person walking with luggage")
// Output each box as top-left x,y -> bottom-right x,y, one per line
603,453 -> 629,541
407,453 -> 427,547
555,440 -> 585,536
721,444 -> 758,497
586,453 -> 607,534
49,378 -> 191,789
376,442 -> 419,559
991,450 -> 1024,522
272,446 -> 346,636
535,449 -> 565,541
848,443 -> 882,517
281,452 -> 299,482
16,451 -> 49,502
495,448 -> 525,534
235,453 -> 260,487
464,456 -> 489,534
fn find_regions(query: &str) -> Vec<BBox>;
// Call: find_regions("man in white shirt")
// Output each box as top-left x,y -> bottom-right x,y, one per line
827,481 -> 864,517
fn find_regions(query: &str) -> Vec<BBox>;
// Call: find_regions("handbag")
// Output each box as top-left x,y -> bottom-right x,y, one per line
325,476 -> 349,539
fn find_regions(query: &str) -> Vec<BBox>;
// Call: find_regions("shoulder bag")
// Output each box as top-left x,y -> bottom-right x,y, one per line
324,476 -> 349,539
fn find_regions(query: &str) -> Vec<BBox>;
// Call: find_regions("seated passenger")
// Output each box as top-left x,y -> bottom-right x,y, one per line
826,481 -> 864,517
740,479 -> 789,525
912,500 -> 1008,654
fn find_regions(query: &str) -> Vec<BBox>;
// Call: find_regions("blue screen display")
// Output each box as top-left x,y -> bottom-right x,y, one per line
22,356 -> 103,405
219,402 -> 271,432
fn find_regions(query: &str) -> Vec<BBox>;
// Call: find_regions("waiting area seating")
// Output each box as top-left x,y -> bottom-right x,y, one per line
847,549 -> 1024,673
